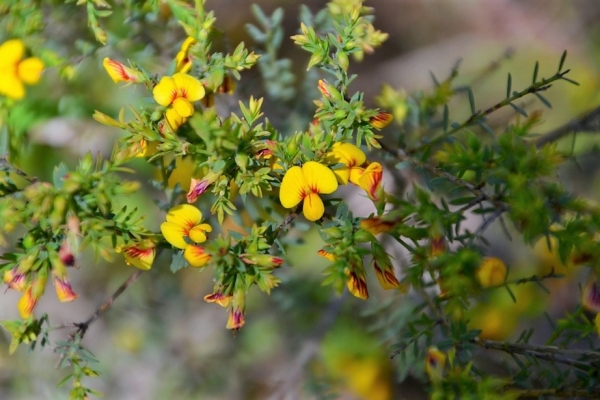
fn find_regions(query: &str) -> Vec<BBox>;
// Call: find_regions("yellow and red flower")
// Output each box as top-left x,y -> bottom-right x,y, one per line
204,289 -> 233,308
53,274 -> 78,302
326,142 -> 367,185
279,161 -> 338,221
119,241 -> 156,271
360,215 -> 398,235
175,37 -> 197,74
153,73 -> 205,131
372,260 -> 400,290
17,268 -> 48,319
354,162 -> 383,201
425,347 -> 447,382
226,289 -> 246,330
160,205 -> 213,267
0,39 -> 44,100
102,57 -> 144,84
186,172 -> 220,203
346,267 -> 369,300
369,111 -> 393,130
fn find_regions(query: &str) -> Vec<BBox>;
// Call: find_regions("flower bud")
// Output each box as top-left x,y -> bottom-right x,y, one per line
476,257 -> 507,288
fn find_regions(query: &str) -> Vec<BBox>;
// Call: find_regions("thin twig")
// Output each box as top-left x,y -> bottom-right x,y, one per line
536,106 -> 600,148
74,270 -> 144,336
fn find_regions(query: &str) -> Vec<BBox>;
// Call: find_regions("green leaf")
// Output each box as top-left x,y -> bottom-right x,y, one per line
532,61 -> 539,83
170,251 -> 188,273
509,102 -> 528,117
558,50 -> 567,72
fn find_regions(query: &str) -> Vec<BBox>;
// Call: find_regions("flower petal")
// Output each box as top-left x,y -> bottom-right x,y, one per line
0,74 -> 25,99
302,161 -> 338,194
54,274 -> 78,302
17,57 -> 44,85
153,76 -> 177,106
188,225 -> 208,243
160,221 -> 189,249
303,192 -> 325,221
357,162 -> 383,200
165,204 -> 202,226
332,166 -> 350,185
204,291 -> 232,307
172,73 -> 205,101
346,269 -> 369,300
0,39 -> 24,67
18,287 -> 36,319
165,107 -> 186,131
102,58 -> 140,83
184,245 -> 211,268
172,97 -> 194,117
280,166 -> 308,208
336,143 -> 367,167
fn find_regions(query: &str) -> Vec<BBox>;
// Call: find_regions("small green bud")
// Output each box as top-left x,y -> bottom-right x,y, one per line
354,229 -> 375,243
321,226 -> 343,239
336,51 -> 349,71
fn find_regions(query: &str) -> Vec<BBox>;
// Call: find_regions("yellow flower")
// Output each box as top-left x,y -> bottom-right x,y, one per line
0,39 -> 44,100
346,268 -> 369,300
354,162 -> 383,201
135,139 -> 159,158
119,241 -> 156,271
476,257 -> 507,288
17,269 -> 47,319
317,249 -> 336,262
360,216 -> 398,235
153,73 -> 205,131
160,204 -> 212,249
326,142 -> 367,185
175,37 -> 197,74
102,57 -> 144,83
53,274 -> 78,302
226,289 -> 246,330
204,289 -> 232,307
183,245 -> 211,268
18,286 -> 37,319
425,347 -> 447,382
372,260 -> 400,290
279,161 -> 338,221
595,313 -> 600,336
369,111 -> 393,129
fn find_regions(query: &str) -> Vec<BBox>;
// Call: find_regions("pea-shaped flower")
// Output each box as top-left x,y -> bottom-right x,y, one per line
160,205 -> 213,267
279,161 -> 338,221
0,39 -> 44,100
153,73 -> 205,131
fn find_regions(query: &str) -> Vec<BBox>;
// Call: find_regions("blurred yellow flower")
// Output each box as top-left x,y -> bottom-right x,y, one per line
18,286 -> 37,319
476,257 -> 507,288
425,347 -> 447,382
153,73 -> 205,131
0,39 -> 44,100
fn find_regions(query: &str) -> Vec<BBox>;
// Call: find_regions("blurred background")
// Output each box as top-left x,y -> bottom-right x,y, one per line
1,0 -> 600,399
